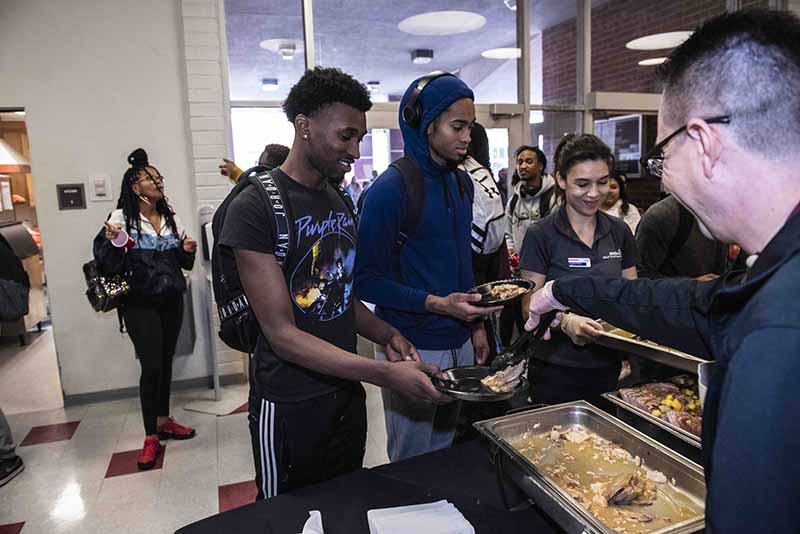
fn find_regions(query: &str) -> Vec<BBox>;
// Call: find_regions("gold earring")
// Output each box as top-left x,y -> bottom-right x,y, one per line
139,194 -> 151,205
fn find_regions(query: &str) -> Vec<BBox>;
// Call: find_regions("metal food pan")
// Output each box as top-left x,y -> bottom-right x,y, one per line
474,401 -> 706,534
595,322 -> 709,374
602,391 -> 702,450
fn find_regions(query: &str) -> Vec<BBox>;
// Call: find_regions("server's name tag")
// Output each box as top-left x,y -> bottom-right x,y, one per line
568,257 -> 592,268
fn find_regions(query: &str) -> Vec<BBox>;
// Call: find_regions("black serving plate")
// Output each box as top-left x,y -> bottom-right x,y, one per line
467,278 -> 534,308
432,366 -> 526,402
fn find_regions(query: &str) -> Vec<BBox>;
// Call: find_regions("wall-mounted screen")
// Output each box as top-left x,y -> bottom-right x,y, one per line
594,114 -> 642,177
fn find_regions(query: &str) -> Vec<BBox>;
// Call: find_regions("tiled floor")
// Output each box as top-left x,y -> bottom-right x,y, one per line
0,382 -> 390,534
0,329 -> 63,415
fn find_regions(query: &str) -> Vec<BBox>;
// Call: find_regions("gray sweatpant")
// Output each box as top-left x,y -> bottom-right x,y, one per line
0,406 -> 16,460
377,338 -> 474,462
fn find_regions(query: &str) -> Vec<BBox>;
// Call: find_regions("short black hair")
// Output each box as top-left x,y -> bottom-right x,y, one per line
658,9 -> 800,157
258,144 -> 290,169
283,67 -> 372,123
468,122 -> 491,169
556,134 -> 614,179
514,145 -> 547,172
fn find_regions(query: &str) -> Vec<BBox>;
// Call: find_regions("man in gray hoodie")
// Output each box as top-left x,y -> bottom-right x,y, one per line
501,145 -> 556,346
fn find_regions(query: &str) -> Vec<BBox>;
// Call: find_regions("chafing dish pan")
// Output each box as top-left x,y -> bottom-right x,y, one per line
595,322 -> 709,374
474,401 -> 705,534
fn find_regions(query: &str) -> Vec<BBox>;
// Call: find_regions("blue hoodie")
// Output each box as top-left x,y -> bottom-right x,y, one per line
354,75 -> 475,350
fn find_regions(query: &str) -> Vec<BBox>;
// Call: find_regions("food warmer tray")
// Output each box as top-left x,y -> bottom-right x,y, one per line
595,322 -> 709,374
474,401 -> 706,534
601,391 -> 702,450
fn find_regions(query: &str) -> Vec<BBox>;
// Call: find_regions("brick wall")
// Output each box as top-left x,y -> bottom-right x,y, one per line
542,0 -> 728,103
539,0 -> 780,211
180,0 -> 246,378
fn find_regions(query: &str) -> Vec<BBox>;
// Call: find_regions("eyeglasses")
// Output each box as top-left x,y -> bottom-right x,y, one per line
640,115 -> 731,179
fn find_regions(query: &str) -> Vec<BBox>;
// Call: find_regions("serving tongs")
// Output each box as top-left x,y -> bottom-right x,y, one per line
489,310 -> 557,372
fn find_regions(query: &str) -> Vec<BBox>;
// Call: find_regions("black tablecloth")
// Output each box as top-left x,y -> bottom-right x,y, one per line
176,440 -> 563,534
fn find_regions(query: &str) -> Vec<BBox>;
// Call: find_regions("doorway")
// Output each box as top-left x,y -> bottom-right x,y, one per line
0,108 -> 64,413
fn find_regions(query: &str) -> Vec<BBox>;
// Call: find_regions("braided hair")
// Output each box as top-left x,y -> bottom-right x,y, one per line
117,148 -> 179,238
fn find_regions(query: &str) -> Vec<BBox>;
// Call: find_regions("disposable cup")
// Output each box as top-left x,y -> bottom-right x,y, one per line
111,229 -> 129,248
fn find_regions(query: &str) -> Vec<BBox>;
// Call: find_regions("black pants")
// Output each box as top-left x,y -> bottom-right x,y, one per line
123,296 -> 184,435
529,360 -> 622,406
249,384 -> 367,500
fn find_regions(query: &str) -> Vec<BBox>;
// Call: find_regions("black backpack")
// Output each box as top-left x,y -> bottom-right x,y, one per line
390,156 -> 474,250
211,166 -> 356,353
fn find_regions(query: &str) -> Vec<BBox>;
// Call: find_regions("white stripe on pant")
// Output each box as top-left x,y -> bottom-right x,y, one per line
259,399 -> 278,498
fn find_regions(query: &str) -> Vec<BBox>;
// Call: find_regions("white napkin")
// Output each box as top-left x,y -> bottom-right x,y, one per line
298,510 -> 324,534
367,500 -> 475,534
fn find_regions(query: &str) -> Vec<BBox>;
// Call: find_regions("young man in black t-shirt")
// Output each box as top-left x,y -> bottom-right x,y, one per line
218,68 -> 449,500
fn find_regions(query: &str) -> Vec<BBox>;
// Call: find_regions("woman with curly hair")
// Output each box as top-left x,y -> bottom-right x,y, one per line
93,148 -> 197,470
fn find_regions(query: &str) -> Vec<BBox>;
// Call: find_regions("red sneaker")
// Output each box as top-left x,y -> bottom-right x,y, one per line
158,417 -> 196,441
137,436 -> 162,470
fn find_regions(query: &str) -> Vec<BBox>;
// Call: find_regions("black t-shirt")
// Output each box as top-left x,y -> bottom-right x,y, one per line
218,169 -> 358,402
520,206 -> 639,368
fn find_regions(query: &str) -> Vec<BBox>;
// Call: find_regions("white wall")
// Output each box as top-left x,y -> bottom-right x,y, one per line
0,0 -> 217,396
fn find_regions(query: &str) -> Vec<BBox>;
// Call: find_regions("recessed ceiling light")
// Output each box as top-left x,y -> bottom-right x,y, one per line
259,38 -> 303,55
638,57 -> 668,66
13,111 -> 25,116
626,31 -> 692,50
411,49 -> 434,65
482,47 -> 521,59
278,43 -> 296,60
261,78 -> 279,92
398,11 -> 486,36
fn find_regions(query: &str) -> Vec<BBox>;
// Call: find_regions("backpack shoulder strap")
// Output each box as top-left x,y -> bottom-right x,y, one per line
508,193 -> 519,216
331,182 -> 358,225
389,157 -> 425,249
248,170 -> 293,270
666,202 -> 694,263
539,187 -> 555,218
455,168 -> 474,203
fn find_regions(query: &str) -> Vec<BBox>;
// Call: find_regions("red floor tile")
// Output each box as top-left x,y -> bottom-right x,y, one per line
218,480 -> 257,513
19,421 -> 80,446
226,402 -> 248,416
0,522 -> 25,534
105,444 -> 166,478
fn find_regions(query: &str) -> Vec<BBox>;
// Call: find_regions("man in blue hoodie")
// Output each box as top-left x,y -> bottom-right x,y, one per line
355,73 -> 500,461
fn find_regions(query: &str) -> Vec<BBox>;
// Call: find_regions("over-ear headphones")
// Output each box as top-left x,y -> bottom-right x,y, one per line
401,71 -> 456,129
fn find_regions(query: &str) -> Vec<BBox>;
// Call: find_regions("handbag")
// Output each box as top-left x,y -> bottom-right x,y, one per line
82,259 -> 130,313
0,279 -> 29,321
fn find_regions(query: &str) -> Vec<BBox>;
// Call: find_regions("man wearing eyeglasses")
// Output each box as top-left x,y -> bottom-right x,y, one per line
524,10 -> 800,533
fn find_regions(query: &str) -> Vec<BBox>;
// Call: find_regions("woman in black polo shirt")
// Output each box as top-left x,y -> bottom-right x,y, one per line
519,134 -> 638,405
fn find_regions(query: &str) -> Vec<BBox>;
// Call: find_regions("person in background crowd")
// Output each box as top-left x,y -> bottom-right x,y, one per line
355,73 -> 499,462
461,124 -> 507,354
523,11 -> 800,531
347,178 -> 363,203
519,134 -> 638,404
455,122 -> 509,441
497,167 -> 509,207
0,406 -> 23,488
219,67 -> 446,499
500,145 -> 556,347
94,148 -> 198,470
636,194 -> 732,280
219,143 -> 290,184
601,171 -> 641,233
